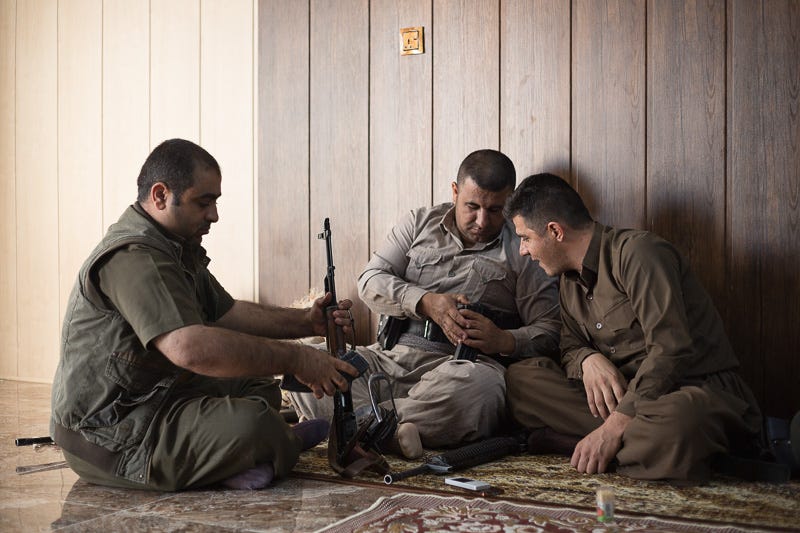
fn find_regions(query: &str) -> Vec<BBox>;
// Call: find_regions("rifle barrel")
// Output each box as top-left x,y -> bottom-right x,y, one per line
383,464 -> 431,484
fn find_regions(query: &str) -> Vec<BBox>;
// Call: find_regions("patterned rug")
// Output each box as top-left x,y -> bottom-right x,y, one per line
292,444 -> 800,531
315,492 -> 771,533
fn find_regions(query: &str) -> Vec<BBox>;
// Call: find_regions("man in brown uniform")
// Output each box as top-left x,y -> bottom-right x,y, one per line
503,173 -> 762,481
51,139 -> 358,491
290,150 -> 561,457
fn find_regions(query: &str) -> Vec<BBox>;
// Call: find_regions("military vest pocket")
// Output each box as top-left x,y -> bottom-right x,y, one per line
105,350 -> 176,393
80,351 -> 177,446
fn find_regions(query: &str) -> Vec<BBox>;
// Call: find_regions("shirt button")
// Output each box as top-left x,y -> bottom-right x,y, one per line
609,346 -> 616,354
586,293 -> 593,300
447,270 -> 455,277
595,322 -> 603,329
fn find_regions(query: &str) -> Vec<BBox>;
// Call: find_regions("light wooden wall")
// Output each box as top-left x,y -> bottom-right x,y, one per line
258,0 -> 799,418
0,0 -> 258,382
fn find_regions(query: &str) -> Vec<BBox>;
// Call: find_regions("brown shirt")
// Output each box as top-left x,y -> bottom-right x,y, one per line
358,203 -> 560,359
98,203 -> 234,349
559,223 -> 739,417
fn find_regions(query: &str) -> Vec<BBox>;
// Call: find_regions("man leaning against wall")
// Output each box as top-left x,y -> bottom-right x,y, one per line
289,149 -> 562,458
504,173 -> 763,482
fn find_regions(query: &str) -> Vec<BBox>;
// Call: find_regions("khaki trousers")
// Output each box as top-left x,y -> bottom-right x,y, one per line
290,342 -> 506,449
64,376 -> 301,491
506,357 -> 762,481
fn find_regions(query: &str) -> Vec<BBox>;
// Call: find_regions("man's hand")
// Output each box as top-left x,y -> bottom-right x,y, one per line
308,293 -> 354,338
457,307 -> 515,354
417,292 -> 471,344
581,353 -> 628,419
293,345 -> 359,399
571,411 -> 631,474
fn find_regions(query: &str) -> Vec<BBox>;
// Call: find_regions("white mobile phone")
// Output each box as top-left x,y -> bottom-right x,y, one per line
445,476 -> 491,491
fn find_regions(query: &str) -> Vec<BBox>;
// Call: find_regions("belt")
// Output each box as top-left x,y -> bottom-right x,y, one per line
404,319 -> 450,345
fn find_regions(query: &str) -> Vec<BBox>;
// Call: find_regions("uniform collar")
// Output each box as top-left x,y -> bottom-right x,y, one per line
564,221 -> 603,290
131,202 -> 209,268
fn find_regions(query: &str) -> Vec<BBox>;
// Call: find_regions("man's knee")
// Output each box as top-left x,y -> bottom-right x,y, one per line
220,398 -> 288,442
633,388 -> 715,440
506,357 -> 560,398
412,360 -> 504,402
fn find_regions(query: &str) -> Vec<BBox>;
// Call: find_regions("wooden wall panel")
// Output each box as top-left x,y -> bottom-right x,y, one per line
310,0 -> 370,341
16,0 -> 59,381
58,0 -> 103,324
201,0 -> 255,301
728,0 -> 800,417
103,0 -> 150,226
369,0 -> 433,335
151,0 -> 200,145
500,0 -> 570,180
0,0 -> 17,378
258,0 -> 311,306
433,0 -> 500,203
572,0 -> 646,229
647,1 -> 726,308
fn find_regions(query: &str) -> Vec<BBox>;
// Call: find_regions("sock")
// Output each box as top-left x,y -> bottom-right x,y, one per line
293,418 -> 330,451
221,463 -> 274,490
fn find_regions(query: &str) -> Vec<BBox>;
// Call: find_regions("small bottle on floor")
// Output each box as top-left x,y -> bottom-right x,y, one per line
595,486 -> 615,524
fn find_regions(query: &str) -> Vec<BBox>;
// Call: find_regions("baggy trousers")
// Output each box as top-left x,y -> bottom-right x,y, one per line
63,376 -> 302,491
506,357 -> 762,481
289,342 -> 506,449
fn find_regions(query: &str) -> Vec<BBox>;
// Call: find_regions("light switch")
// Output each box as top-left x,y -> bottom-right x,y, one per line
400,26 -> 424,56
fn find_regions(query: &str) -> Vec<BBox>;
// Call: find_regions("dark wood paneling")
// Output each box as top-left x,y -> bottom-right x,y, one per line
433,0 -> 500,204
309,0 -> 370,342
728,0 -> 800,417
257,0 -> 800,417
572,0 -> 646,229
258,0 -> 311,306
369,0 -> 433,338
647,0 -> 726,310
500,0 -> 570,180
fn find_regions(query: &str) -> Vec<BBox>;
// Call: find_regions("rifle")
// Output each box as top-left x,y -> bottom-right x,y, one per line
383,434 -> 525,484
309,218 -> 392,477
318,218 -> 362,467
279,218 -> 368,395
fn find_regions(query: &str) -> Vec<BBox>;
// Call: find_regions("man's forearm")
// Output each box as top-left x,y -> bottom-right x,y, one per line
216,300 -> 314,339
358,268 -> 427,318
156,323 -> 310,378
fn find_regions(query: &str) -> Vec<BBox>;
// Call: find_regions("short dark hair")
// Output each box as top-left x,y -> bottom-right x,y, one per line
504,173 -> 593,234
456,149 -> 516,191
136,139 -> 220,203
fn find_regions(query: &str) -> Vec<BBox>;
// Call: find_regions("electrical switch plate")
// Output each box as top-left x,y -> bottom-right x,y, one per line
400,26 -> 424,55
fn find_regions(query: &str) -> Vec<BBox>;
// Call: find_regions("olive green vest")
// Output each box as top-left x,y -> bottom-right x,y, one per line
50,205 -> 200,484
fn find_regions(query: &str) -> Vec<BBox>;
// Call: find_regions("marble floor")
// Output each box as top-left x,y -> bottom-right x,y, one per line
0,380 -> 404,532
